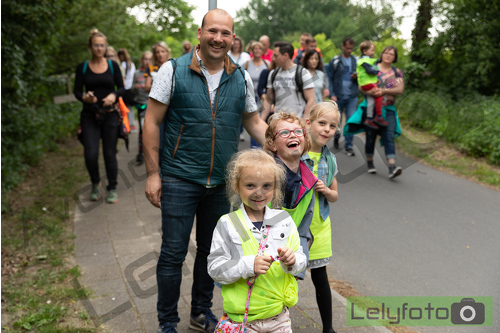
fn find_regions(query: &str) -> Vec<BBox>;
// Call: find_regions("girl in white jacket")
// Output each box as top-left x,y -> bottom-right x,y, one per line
208,149 -> 306,332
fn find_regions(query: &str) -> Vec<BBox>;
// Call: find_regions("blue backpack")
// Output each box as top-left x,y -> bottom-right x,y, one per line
82,59 -> 114,75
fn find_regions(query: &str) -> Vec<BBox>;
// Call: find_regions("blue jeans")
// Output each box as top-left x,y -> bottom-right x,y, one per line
334,96 -> 358,149
250,137 -> 261,149
157,176 -> 230,325
365,109 -> 396,160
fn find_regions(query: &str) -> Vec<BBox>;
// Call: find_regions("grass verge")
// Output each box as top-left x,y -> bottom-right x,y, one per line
396,123 -> 500,191
329,278 -> 419,333
1,138 -> 98,332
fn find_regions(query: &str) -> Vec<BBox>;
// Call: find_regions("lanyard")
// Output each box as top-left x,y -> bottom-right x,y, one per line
241,225 -> 279,330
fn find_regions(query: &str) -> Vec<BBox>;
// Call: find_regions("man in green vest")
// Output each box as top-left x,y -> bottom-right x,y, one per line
143,9 -> 268,333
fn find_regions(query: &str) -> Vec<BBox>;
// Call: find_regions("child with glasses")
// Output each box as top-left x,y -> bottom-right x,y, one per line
302,102 -> 340,333
263,111 -> 318,279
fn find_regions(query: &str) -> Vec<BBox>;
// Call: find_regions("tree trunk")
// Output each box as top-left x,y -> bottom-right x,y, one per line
411,0 -> 432,62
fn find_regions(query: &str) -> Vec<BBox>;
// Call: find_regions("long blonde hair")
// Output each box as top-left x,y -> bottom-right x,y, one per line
152,41 -> 171,66
307,101 -> 340,129
226,149 -> 286,209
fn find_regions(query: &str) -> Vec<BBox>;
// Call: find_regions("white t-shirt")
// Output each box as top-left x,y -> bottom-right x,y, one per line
312,70 -> 328,104
150,51 -> 258,113
228,51 -> 251,67
121,61 -> 136,90
267,65 -> 314,117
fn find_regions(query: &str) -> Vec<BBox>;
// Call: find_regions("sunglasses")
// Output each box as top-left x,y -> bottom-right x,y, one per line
273,128 -> 305,139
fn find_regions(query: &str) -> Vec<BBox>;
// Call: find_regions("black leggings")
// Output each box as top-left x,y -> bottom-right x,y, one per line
311,266 -> 333,333
80,110 -> 119,190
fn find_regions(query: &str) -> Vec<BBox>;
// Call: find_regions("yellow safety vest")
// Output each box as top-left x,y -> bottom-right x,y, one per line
221,209 -> 299,322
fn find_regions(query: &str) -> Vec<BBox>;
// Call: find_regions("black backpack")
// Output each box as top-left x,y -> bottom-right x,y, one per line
270,64 -> 306,102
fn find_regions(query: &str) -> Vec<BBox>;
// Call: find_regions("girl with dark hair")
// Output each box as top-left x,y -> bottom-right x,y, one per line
344,45 -> 405,179
228,35 -> 251,66
302,49 -> 329,104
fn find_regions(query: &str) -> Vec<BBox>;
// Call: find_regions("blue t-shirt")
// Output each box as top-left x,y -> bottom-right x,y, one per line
341,56 -> 353,97
252,221 -> 263,230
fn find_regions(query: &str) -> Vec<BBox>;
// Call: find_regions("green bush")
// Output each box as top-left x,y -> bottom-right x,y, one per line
460,99 -> 500,165
396,90 -> 500,165
1,101 -> 80,193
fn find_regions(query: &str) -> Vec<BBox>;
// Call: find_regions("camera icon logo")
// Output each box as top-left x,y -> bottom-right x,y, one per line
450,298 -> 485,325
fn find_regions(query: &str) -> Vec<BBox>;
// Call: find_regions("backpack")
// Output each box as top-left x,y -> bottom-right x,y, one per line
330,55 -> 356,76
244,60 -> 269,70
270,64 -> 307,102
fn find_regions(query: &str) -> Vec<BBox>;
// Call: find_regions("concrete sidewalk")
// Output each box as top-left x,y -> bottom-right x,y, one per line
73,131 -> 390,332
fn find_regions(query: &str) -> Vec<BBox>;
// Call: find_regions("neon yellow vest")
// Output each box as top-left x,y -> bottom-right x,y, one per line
221,209 -> 299,322
306,151 -> 332,260
356,57 -> 379,86
282,189 -> 314,229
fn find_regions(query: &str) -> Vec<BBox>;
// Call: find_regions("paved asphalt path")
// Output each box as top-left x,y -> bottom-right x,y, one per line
324,134 -> 499,332
73,128 -> 497,332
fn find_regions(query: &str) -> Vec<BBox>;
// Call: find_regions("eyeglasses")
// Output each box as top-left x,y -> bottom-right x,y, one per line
105,54 -> 115,58
92,44 -> 106,48
142,57 -> 152,61
274,128 -> 305,139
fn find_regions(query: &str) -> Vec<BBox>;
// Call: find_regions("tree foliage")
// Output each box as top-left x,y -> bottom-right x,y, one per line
1,0 -> 195,193
235,0 -> 397,51
410,0 -> 500,96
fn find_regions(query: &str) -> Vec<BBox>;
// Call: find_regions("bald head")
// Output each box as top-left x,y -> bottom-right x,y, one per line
201,9 -> 234,32
259,35 -> 271,52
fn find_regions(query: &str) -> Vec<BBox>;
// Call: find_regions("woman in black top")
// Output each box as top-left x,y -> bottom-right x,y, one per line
74,29 -> 125,203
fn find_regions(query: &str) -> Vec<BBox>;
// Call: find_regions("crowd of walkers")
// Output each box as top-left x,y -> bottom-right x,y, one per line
74,8 -> 404,333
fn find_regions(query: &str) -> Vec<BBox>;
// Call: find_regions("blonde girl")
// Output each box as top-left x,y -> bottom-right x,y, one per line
302,101 -> 340,333
74,29 -> 125,203
144,41 -> 171,93
208,149 -> 306,333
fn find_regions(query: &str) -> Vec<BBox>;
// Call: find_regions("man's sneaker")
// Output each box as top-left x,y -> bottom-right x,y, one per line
157,323 -> 177,333
364,119 -> 379,129
90,183 -> 101,201
107,189 -> 118,203
367,161 -> 377,174
136,153 -> 144,165
189,309 -> 218,333
345,148 -> 355,157
374,115 -> 389,127
333,136 -> 339,149
388,164 -> 402,179
130,125 -> 138,133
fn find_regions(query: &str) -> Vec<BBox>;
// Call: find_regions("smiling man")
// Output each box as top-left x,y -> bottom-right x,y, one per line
142,8 -> 268,333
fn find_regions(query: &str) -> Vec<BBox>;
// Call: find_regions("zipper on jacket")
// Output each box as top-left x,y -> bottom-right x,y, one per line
172,125 -> 184,159
205,78 -> 221,185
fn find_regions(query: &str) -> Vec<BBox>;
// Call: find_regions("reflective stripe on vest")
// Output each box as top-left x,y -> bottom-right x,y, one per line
221,209 -> 299,323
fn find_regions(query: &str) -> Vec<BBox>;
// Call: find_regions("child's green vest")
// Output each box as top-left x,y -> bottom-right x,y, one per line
221,209 -> 299,323
357,57 -> 379,86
